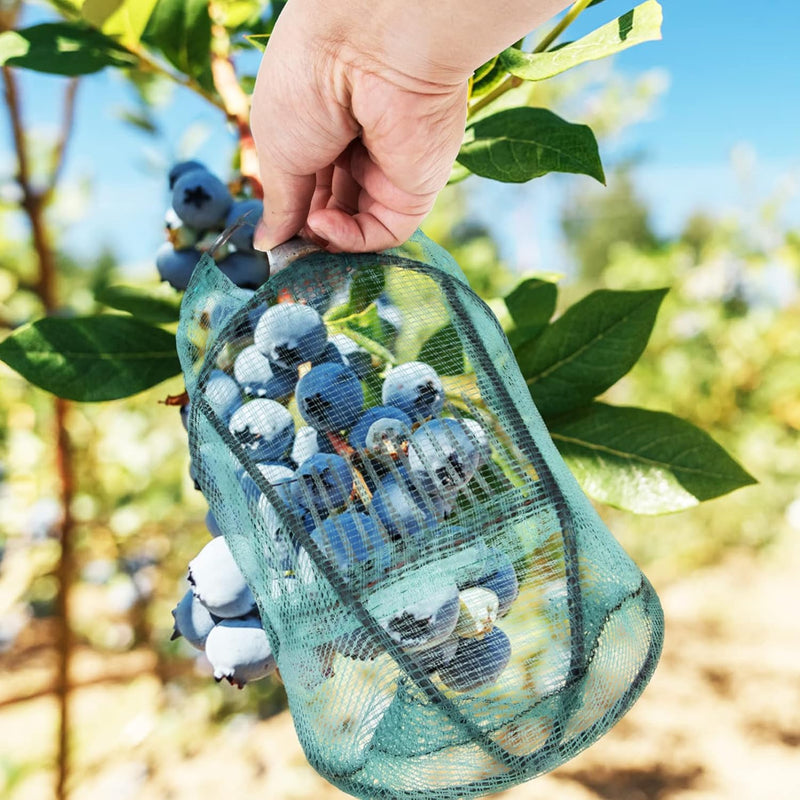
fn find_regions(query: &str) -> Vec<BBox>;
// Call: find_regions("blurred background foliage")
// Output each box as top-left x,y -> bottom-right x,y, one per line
1,1 -> 798,798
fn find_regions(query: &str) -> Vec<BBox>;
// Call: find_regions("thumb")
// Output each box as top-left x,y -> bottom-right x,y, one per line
252,159 -> 316,252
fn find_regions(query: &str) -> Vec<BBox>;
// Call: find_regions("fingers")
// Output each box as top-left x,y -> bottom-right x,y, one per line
254,169 -> 317,251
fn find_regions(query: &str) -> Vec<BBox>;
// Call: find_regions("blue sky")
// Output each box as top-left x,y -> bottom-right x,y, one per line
4,0 -> 799,278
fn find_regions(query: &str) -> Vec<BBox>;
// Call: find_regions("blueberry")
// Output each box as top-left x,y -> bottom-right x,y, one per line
292,453 -> 353,514
313,340 -> 346,367
311,511 -> 390,578
329,334 -> 373,378
180,402 -> 190,432
224,199 -> 263,251
382,581 -> 460,650
239,462 -> 295,507
460,418 -> 492,465
171,588 -> 217,649
172,170 -> 232,230
205,509 -> 223,537
255,493 -> 302,573
337,577 -> 460,657
228,399 -> 294,463
296,363 -> 364,433
233,345 -> 297,399
364,418 -> 412,455
410,637 -> 459,675
348,406 -> 412,450
368,477 -> 436,542
168,160 -> 207,190
206,369 -> 242,423
253,302 -> 327,369
381,361 -> 444,420
188,537 -> 255,618
468,550 -> 519,617
290,425 -> 335,466
217,251 -> 269,289
156,241 -> 199,291
407,417 -> 480,494
204,617 -> 276,688
438,626 -> 511,692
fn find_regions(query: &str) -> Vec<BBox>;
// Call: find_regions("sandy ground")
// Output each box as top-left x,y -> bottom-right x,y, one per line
2,537 -> 799,800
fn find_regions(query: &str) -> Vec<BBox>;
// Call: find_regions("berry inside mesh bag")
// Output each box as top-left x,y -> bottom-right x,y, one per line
176,231 -> 664,800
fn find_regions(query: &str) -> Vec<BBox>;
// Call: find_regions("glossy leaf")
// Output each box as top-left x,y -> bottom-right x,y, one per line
505,276 -> 558,331
0,316 -> 181,401
95,284 -> 182,324
0,22 -> 136,75
500,1 -> 662,82
550,402 -> 757,513
418,323 -> 465,376
457,107 -> 605,184
142,0 -> 212,86
82,0 -> 160,48
519,287 -> 667,416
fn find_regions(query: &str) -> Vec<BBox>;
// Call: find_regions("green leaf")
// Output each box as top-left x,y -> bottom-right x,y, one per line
457,107 -> 605,184
95,283 -> 182,324
0,316 -> 181,401
519,287 -> 667,417
347,265 -> 385,314
0,22 -> 136,75
142,0 -> 212,86
500,1 -> 662,82
505,276 -> 558,331
82,0 -> 160,48
418,323 -> 465,376
550,402 -> 757,514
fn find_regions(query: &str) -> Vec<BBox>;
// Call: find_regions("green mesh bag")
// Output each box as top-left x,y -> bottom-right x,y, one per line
177,230 -> 664,799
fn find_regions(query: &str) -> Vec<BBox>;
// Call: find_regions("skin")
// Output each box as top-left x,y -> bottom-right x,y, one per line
250,0 -> 572,253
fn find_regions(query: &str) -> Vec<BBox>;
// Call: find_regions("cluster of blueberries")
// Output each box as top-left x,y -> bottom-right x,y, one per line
156,161 -> 268,291
166,188 -> 521,693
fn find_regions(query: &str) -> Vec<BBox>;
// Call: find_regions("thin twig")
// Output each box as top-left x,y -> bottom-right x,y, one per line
44,78 -> 79,202
534,0 -> 596,53
2,61 -> 77,800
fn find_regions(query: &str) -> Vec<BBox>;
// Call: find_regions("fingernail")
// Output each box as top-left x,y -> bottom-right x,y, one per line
253,219 -> 271,252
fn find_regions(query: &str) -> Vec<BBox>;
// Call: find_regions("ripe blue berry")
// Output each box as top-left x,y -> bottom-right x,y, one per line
382,361 -> 444,420
217,251 -> 269,289
224,199 -> 263,251
253,302 -> 327,369
228,399 -> 294,463
410,637 -> 459,675
382,580 -> 460,650
239,462 -> 295,507
468,549 -> 519,617
188,537 -> 255,618
233,345 -> 297,399
368,477 -> 436,542
329,334 -> 373,378
437,626 -> 511,692
204,617 -> 276,688
156,242 -> 199,291
290,425 -> 334,466
171,588 -> 218,649
206,370 -> 243,423
460,418 -> 492,466
296,363 -> 364,433
292,453 -> 353,514
311,511 -> 390,578
408,417 -> 480,494
348,406 -> 412,450
168,160 -> 207,190
172,170 -> 232,230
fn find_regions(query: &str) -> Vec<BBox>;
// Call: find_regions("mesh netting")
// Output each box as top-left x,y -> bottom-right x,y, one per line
176,231 -> 664,800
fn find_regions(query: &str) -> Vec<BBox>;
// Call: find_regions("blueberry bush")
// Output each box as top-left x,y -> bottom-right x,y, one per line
0,0 -> 760,796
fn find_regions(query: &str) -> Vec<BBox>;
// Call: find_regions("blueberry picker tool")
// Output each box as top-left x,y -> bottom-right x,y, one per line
176,227 -> 664,799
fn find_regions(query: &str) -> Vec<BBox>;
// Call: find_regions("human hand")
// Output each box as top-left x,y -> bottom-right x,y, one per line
250,1 -> 470,254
